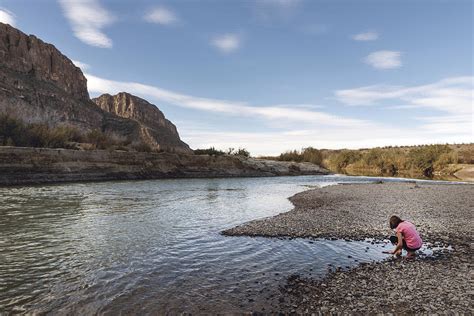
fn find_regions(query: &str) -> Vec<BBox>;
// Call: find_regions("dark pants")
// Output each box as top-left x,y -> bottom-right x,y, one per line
389,236 -> 420,252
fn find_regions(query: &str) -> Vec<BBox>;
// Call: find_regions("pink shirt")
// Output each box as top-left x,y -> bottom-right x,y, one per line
397,221 -> 422,249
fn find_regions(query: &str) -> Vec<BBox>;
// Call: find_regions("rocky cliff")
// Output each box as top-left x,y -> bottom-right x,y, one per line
0,22 -> 191,153
93,93 -> 190,152
0,23 -> 88,100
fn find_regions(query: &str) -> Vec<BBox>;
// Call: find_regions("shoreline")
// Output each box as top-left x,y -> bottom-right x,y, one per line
0,146 -> 329,187
223,182 -> 473,313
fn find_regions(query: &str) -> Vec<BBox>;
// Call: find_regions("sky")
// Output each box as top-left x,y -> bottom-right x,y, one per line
0,0 -> 472,155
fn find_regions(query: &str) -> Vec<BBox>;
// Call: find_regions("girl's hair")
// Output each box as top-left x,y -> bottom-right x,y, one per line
389,215 -> 403,229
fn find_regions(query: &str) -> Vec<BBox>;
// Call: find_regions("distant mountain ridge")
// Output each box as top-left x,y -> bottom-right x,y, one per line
0,22 -> 191,153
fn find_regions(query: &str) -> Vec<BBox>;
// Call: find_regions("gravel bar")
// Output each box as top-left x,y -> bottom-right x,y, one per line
223,182 -> 474,314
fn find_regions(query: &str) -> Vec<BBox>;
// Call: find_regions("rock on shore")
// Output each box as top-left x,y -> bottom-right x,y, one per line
224,182 -> 474,314
281,248 -> 471,314
223,182 -> 473,242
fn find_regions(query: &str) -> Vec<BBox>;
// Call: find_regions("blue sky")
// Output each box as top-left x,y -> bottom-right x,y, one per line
0,0 -> 472,155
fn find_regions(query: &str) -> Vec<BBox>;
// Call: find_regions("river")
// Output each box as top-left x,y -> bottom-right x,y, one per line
0,175 -> 446,314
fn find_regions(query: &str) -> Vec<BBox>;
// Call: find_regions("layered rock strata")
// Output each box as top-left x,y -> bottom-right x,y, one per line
0,22 -> 191,153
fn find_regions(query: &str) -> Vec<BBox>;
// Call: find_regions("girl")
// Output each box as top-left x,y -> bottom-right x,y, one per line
384,215 -> 422,258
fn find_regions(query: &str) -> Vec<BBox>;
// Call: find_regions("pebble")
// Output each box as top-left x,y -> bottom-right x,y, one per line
223,183 -> 474,314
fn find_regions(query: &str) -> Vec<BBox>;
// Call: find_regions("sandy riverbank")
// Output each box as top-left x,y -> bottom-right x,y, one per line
223,182 -> 473,313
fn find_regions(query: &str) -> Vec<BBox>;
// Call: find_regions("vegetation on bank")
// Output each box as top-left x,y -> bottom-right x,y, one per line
0,114 -> 154,152
325,145 -> 460,177
278,147 -> 323,165
262,144 -> 473,178
194,147 -> 250,157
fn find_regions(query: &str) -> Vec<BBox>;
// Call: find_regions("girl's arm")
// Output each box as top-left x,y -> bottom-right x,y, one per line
383,231 -> 403,254
391,231 -> 403,254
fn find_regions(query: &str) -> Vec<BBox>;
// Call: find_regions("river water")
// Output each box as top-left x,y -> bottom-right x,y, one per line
0,175 -> 446,314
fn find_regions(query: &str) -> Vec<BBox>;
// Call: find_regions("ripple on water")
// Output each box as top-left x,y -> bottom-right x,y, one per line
0,175 -> 444,313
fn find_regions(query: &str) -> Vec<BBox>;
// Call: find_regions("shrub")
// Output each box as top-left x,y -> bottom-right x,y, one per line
279,150 -> 303,162
131,142 -> 153,153
278,147 -> 323,165
302,147 -> 323,165
0,114 -> 28,146
0,114 -> 83,148
194,147 -> 251,157
331,150 -> 363,170
434,152 -> 458,170
457,148 -> 474,164
408,145 -> 452,177
194,147 -> 226,156
234,148 -> 250,157
84,129 -> 109,149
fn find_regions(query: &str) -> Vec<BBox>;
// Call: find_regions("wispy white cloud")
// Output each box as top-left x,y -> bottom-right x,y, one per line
85,73 -> 367,127
71,59 -> 90,70
364,50 -> 402,69
211,33 -> 241,53
58,0 -> 115,48
86,73 -> 471,155
335,76 -> 473,113
335,76 -> 474,140
0,7 -> 15,26
418,115 -> 473,135
352,31 -> 378,41
144,6 -> 178,25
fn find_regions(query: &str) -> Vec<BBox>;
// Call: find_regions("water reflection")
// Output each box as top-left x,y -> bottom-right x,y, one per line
0,175 -> 457,313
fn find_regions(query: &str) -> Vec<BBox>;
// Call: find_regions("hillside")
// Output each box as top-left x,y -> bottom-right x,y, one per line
0,22 -> 190,153
93,92 -> 190,152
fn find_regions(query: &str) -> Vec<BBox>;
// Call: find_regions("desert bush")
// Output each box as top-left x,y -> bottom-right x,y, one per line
131,142 -> 153,153
0,114 -> 83,148
408,144 -> 452,177
279,150 -> 303,162
233,148 -> 250,157
278,147 -> 323,165
358,148 -> 401,175
331,150 -> 363,170
301,147 -> 323,165
457,148 -> 474,164
225,147 -> 251,157
84,129 -> 110,149
434,151 -> 458,170
279,144 -> 471,178
0,114 -> 28,146
194,147 -> 226,156
194,147 -> 251,157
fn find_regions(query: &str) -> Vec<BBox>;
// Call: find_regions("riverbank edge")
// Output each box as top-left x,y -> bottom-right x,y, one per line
339,164 -> 474,182
0,146 -> 331,187
222,182 -> 473,313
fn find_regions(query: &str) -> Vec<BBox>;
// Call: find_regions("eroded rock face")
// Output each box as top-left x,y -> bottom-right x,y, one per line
0,22 -> 88,100
0,22 -> 191,153
93,93 -> 191,153
0,147 -> 330,186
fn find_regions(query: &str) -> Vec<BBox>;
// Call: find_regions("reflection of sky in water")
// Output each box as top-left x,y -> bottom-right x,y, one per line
0,175 -> 451,314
